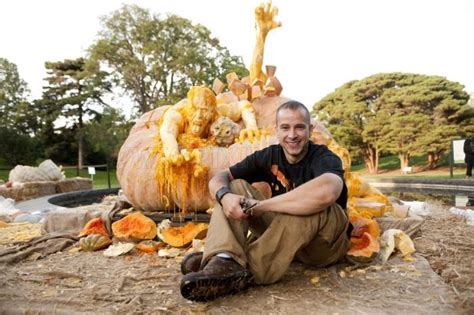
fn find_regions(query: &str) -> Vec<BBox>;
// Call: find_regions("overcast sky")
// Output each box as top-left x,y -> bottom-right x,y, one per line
1,0 -> 473,115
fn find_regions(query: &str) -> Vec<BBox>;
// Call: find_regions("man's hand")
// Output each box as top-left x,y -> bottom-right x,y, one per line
241,198 -> 263,218
220,193 -> 249,220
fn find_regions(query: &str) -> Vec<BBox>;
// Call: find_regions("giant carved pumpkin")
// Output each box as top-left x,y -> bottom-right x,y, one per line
117,96 -> 289,212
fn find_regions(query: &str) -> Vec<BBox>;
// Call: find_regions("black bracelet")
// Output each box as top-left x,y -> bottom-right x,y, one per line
215,186 -> 232,206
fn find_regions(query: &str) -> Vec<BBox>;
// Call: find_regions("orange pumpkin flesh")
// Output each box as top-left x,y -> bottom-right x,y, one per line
79,218 -> 109,237
112,212 -> 157,241
135,240 -> 165,253
350,217 -> 380,239
347,232 -> 380,263
161,222 -> 208,248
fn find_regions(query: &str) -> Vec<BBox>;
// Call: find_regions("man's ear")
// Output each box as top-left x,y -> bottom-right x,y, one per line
308,123 -> 314,134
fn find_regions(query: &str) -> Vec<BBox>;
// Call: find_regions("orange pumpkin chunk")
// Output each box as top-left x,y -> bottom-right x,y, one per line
347,232 -> 380,263
112,212 -> 157,241
79,218 -> 109,237
161,222 -> 208,248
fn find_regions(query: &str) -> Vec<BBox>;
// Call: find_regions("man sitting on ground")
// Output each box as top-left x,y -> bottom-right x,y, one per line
180,100 -> 350,301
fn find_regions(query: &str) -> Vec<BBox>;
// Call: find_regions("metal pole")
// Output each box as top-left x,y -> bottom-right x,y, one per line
107,160 -> 111,188
449,140 -> 453,178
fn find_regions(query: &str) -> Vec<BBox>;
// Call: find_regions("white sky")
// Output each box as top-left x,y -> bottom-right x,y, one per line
1,0 -> 473,115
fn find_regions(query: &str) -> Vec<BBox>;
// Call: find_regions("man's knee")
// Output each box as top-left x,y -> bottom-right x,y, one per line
229,179 -> 267,200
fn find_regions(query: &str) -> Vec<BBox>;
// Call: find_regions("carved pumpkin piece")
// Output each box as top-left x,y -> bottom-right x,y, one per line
79,218 -> 109,238
79,234 -> 112,251
160,222 -> 208,248
112,212 -> 157,241
347,232 -> 380,263
135,240 -> 166,253
350,217 -> 380,239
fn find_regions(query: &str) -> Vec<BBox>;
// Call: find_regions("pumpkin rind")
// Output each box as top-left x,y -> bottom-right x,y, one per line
379,229 -> 416,262
79,234 -> 112,251
347,232 -> 380,263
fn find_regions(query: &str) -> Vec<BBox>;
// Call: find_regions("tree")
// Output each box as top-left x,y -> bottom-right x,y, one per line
0,58 -> 29,128
0,127 -> 41,165
314,73 -> 473,173
42,57 -> 111,168
84,107 -> 132,165
0,58 -> 42,165
89,5 -> 248,115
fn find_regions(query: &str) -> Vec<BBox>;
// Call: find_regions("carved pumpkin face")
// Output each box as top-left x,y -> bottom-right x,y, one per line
187,86 -> 217,137
210,116 -> 241,146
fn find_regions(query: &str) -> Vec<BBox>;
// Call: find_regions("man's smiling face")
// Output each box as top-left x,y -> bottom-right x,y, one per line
276,107 -> 313,164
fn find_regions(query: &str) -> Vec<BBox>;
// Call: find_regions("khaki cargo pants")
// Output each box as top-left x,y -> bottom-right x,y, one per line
203,179 -> 350,284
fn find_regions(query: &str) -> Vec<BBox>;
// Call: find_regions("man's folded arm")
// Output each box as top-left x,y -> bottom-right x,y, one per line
255,173 -> 343,216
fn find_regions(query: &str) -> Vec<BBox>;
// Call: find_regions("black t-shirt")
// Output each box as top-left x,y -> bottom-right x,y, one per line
229,142 -> 348,209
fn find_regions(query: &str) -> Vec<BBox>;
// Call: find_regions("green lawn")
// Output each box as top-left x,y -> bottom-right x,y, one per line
351,154 -> 466,180
63,169 -> 119,188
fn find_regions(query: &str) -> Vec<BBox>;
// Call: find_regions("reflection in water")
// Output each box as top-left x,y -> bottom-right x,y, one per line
377,187 -> 474,207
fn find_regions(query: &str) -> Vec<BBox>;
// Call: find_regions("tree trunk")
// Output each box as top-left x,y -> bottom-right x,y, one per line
78,132 -> 84,170
78,102 -> 84,170
363,145 -> 379,174
427,152 -> 439,169
399,153 -> 410,170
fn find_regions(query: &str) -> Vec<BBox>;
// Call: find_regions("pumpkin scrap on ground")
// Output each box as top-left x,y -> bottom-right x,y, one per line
112,212 -> 157,241
79,217 -> 109,238
79,234 -> 112,252
379,229 -> 416,262
160,222 -> 208,248
347,232 -> 380,264
135,240 -> 166,254
350,216 -> 381,239
103,242 -> 135,257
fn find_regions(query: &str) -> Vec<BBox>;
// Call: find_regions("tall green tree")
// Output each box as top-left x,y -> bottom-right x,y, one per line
84,107 -> 132,165
0,58 -> 29,128
0,58 -> 42,165
314,73 -> 473,173
89,5 -> 248,115
42,57 -> 111,168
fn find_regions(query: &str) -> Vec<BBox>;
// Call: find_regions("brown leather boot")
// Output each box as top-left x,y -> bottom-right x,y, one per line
180,255 -> 252,301
180,251 -> 203,275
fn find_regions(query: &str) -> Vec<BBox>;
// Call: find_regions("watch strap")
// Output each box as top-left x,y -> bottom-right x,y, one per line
215,186 -> 232,206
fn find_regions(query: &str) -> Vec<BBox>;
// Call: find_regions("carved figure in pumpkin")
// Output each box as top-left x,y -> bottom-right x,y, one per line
210,116 -> 241,147
250,0 -> 281,84
160,86 -> 262,161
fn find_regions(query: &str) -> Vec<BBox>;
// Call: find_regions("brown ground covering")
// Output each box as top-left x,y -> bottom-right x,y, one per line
0,202 -> 473,314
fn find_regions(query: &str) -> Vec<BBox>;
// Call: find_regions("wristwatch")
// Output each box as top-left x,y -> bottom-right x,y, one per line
215,186 -> 232,206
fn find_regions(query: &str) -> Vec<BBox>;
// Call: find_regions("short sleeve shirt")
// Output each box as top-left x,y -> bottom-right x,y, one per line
229,142 -> 348,209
